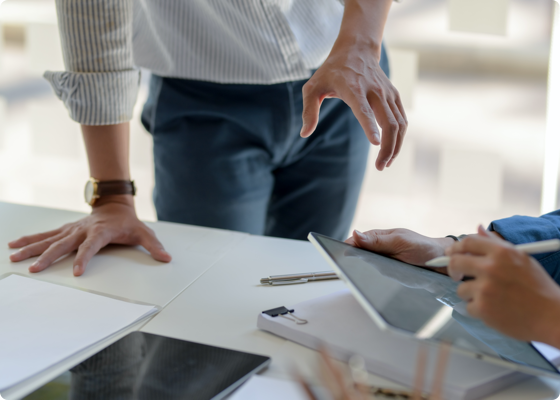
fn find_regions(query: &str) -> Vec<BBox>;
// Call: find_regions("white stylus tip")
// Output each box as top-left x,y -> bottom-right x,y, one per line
425,256 -> 450,267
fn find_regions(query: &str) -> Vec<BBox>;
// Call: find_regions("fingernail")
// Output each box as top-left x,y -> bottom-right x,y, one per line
450,272 -> 464,281
299,124 -> 307,137
73,265 -> 81,275
354,230 -> 367,240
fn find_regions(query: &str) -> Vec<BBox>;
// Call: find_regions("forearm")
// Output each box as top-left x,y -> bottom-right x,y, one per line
336,0 -> 393,59
82,123 -> 133,207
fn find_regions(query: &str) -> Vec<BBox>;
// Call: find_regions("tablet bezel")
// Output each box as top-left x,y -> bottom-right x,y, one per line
308,232 -> 560,380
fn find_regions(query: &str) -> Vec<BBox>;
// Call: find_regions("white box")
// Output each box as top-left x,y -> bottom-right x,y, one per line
448,0 -> 509,36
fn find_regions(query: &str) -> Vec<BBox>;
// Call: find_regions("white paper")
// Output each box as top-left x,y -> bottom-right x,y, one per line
0,275 -> 157,391
229,376 -> 310,400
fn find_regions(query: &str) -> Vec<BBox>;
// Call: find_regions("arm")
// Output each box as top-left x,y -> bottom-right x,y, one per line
8,1 -> 171,276
490,211 -> 560,280
300,0 -> 407,171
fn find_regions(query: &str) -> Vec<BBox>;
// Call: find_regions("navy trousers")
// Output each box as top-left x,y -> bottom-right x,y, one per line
141,50 -> 390,241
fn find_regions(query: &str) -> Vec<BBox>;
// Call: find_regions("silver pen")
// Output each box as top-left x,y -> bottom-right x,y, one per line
260,271 -> 338,286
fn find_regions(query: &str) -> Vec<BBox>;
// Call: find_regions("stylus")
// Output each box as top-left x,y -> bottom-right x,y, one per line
425,239 -> 560,267
260,271 -> 338,285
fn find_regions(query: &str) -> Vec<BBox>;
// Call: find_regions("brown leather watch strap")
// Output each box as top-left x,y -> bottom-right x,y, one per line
96,180 -> 136,197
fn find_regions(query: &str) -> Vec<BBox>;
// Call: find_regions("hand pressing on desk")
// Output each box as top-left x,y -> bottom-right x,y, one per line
8,197 -> 172,276
446,226 -> 560,347
345,228 -> 455,269
8,123 -> 172,276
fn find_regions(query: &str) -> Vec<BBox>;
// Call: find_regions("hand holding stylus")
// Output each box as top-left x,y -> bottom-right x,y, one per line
445,225 -> 560,345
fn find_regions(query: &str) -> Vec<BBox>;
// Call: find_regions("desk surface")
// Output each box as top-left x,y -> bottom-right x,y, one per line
1,202 -> 560,400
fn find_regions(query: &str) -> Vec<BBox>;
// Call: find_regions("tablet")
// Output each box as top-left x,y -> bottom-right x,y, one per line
308,232 -> 560,379
24,331 -> 270,399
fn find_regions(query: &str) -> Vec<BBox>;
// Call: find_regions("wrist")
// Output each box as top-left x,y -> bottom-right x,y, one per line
332,33 -> 382,61
92,194 -> 135,209
436,237 -> 456,254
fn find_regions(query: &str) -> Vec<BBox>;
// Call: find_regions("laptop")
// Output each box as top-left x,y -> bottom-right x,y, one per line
308,232 -> 560,379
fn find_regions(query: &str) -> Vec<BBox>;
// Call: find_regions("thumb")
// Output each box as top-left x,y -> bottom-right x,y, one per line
352,230 -> 390,253
300,84 -> 322,138
478,225 -> 490,237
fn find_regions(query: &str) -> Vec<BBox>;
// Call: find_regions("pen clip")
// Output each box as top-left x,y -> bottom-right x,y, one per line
271,278 -> 309,286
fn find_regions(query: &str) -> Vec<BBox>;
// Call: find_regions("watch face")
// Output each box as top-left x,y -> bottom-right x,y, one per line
84,180 -> 94,204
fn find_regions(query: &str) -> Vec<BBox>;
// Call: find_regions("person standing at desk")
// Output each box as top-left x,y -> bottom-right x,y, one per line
8,0 -> 407,276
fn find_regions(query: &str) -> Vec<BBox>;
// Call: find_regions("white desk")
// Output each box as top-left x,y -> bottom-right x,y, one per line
1,202 -> 560,399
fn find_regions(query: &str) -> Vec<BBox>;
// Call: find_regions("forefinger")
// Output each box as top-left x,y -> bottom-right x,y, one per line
447,253 -> 487,281
9,228 -> 63,248
446,235 -> 511,257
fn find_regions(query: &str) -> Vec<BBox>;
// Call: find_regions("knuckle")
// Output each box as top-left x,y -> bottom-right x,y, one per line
359,104 -> 373,117
462,237 -> 474,249
371,84 -> 384,98
479,281 -> 494,299
387,120 -> 399,133
90,223 -> 107,237
302,81 -> 316,96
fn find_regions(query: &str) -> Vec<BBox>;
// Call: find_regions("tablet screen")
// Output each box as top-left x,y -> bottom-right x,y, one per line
24,332 -> 270,399
311,233 -> 559,375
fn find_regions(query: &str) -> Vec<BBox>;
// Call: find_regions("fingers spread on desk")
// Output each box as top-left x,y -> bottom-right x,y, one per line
139,228 -> 172,263
10,233 -> 66,262
73,234 -> 112,276
8,227 -> 63,249
28,234 -> 83,273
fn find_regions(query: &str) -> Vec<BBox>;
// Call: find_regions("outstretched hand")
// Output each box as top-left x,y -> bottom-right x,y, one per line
299,0 -> 407,171
9,198 -> 172,276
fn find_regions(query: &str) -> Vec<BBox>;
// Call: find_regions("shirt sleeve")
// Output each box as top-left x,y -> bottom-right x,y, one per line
489,210 -> 560,282
44,0 -> 140,126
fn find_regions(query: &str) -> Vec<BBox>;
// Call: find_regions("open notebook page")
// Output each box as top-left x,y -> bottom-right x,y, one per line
0,274 -> 158,392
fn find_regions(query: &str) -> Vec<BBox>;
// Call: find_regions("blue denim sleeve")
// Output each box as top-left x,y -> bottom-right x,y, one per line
489,210 -> 560,282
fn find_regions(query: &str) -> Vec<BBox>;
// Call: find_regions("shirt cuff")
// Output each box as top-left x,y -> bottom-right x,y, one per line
44,70 -> 141,126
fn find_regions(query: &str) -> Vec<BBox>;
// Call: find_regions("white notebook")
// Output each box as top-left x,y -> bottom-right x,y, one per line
0,274 -> 158,392
257,290 -> 528,400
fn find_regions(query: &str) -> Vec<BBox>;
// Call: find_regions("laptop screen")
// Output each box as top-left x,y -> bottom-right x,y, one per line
310,233 -> 559,375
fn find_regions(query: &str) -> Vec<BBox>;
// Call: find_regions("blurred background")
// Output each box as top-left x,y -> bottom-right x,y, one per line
0,0 -> 554,240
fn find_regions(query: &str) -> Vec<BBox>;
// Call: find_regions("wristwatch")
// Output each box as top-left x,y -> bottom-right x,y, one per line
84,178 -> 136,206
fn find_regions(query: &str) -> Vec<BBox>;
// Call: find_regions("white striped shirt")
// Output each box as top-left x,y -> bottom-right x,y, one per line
45,0 -> 348,126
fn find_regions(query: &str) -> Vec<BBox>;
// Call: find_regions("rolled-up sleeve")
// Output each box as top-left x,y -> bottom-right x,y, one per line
490,210 -> 560,282
45,0 -> 140,126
